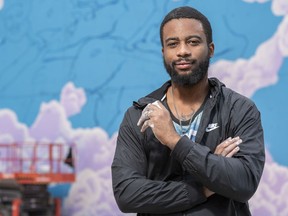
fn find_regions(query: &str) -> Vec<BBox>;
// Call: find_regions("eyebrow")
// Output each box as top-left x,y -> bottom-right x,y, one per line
165,35 -> 202,44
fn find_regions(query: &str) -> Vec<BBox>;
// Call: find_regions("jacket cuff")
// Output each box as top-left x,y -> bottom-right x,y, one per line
171,135 -> 194,163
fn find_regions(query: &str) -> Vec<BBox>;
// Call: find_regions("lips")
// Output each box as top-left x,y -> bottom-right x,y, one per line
174,61 -> 193,70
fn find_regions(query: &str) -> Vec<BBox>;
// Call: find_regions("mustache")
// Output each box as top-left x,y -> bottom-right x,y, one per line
172,58 -> 196,66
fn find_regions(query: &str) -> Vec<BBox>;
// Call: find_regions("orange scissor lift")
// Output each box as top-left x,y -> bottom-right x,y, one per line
0,142 -> 75,216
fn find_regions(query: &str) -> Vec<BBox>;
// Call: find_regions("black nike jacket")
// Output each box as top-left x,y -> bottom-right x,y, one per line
111,78 -> 265,216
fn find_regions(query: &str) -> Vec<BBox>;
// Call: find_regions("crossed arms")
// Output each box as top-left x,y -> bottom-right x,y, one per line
112,101 -> 265,214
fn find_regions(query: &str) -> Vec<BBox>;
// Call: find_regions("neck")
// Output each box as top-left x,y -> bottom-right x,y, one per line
167,78 -> 209,119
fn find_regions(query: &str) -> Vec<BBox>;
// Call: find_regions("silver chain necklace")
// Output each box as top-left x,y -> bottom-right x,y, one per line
171,87 -> 195,135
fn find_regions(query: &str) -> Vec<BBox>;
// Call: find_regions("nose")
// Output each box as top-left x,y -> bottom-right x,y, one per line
177,43 -> 191,57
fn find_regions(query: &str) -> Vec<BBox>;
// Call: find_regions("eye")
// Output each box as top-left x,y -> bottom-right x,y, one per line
188,40 -> 200,46
166,41 -> 178,48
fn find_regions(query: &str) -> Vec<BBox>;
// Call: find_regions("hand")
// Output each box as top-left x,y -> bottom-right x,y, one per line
204,137 -> 242,197
203,187 -> 215,198
137,101 -> 181,149
214,136 -> 242,157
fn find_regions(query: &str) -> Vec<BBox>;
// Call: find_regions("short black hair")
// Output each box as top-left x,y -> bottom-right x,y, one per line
160,6 -> 213,46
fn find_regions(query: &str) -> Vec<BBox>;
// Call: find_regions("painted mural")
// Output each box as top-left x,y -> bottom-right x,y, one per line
0,0 -> 287,215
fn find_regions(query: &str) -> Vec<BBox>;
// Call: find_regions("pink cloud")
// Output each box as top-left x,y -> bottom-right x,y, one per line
209,38 -> 281,97
0,0 -> 3,10
60,82 -> 87,117
210,0 -> 288,98
63,168 -> 123,216
250,150 -> 288,216
29,100 -> 73,142
209,12 -> 288,97
277,16 -> 288,55
242,0 -> 269,3
72,128 -> 115,172
0,78 -> 287,215
0,109 -> 31,143
272,0 -> 288,16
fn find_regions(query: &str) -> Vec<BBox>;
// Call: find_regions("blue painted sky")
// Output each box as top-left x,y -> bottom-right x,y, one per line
0,0 -> 287,167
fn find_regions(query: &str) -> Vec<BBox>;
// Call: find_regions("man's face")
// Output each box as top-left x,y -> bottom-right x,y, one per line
162,18 -> 214,86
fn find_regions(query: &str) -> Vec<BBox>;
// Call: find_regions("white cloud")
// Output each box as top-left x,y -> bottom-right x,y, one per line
0,77 -> 287,215
29,100 -> 73,142
60,82 -> 87,117
242,0 -> 269,3
209,35 -> 281,97
63,168 -> 123,216
0,0 -> 3,10
250,150 -> 288,216
211,0 -> 288,98
0,109 -> 31,143
72,127 -> 114,172
209,12 -> 288,97
272,0 -> 288,16
276,15 -> 288,56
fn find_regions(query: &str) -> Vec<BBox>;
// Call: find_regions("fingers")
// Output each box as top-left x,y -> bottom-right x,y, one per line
215,136 -> 242,157
226,145 -> 240,157
140,119 -> 154,132
137,108 -> 151,126
203,187 -> 215,198
137,101 -> 162,130
152,101 -> 162,109
223,137 -> 242,157
137,104 -> 153,126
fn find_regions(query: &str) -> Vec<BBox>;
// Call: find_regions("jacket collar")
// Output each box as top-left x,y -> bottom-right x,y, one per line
133,78 -> 225,109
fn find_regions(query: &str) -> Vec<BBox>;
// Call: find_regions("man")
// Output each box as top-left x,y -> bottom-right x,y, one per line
111,6 -> 265,216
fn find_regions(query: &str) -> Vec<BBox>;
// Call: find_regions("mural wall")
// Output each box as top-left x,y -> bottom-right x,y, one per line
0,0 -> 287,215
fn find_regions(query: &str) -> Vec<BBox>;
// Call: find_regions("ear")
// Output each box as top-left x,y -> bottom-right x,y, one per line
161,47 -> 164,55
208,42 -> 215,58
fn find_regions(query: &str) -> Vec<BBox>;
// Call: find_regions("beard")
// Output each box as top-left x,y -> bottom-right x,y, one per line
163,55 -> 210,87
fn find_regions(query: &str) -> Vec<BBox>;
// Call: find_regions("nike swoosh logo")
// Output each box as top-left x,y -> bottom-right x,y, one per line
205,126 -> 219,132
205,123 -> 219,132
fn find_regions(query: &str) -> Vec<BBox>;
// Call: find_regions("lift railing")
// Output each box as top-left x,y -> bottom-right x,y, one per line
0,142 -> 75,184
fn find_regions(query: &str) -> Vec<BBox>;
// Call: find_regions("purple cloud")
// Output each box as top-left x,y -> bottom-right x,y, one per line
72,128 -> 116,172
0,109 -> 31,143
242,0 -> 269,3
277,16 -> 288,55
0,0 -> 287,213
60,82 -> 87,117
209,1 -> 288,98
272,0 -> 288,16
0,83 -> 89,175
209,34 -> 283,98
62,130 -> 123,214
250,150 -> 288,216
0,82 -> 122,214
29,101 -> 73,142
0,78 -> 287,215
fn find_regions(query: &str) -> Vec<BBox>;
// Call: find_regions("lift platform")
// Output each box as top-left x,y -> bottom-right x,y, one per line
0,142 -> 75,216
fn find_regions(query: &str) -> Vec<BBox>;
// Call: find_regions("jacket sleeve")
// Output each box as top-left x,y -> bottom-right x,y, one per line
111,108 -> 207,214
171,100 -> 265,203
